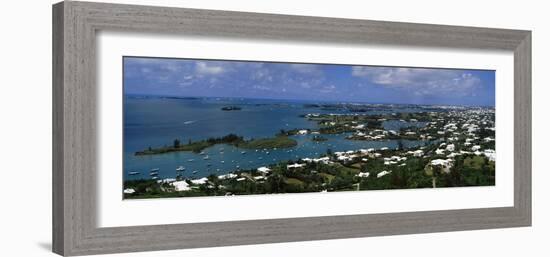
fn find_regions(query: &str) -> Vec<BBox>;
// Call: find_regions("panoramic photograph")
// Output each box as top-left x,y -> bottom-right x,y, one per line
122,57 -> 496,199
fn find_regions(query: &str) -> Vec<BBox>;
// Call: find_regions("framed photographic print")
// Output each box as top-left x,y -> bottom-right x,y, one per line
53,1 -> 531,256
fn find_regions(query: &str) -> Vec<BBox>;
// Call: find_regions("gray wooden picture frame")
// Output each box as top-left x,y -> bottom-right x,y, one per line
52,1 -> 531,256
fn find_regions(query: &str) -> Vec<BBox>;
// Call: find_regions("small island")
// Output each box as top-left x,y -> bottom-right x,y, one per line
221,106 -> 242,111
135,133 -> 297,155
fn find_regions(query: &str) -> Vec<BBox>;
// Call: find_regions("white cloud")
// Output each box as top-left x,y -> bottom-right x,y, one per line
351,66 -> 483,96
195,62 -> 225,75
320,84 -> 336,93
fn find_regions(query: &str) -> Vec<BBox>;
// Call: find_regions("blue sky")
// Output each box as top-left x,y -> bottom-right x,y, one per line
124,57 -> 495,106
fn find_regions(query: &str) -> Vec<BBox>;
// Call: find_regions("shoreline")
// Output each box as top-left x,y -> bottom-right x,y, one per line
124,141 -> 496,199
135,134 -> 297,156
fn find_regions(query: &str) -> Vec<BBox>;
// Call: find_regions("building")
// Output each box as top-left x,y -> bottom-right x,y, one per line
123,188 -> 135,194
429,159 -> 454,173
357,172 -> 370,178
377,170 -> 392,178
287,163 -> 306,169
446,144 -> 455,152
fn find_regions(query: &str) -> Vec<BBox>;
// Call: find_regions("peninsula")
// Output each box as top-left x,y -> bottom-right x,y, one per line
135,134 -> 297,155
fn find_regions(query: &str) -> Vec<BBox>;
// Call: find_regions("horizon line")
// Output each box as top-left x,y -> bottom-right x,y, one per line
124,93 -> 496,108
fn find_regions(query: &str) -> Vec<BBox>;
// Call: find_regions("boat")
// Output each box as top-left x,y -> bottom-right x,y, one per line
220,160 -> 225,163
128,171 -> 140,175
187,159 -> 194,162
241,151 -> 246,154
150,172 -> 158,176
150,168 -> 160,172
192,170 -> 198,174
176,166 -> 185,171
151,176 -> 158,180
203,155 -> 210,160
199,151 -> 206,155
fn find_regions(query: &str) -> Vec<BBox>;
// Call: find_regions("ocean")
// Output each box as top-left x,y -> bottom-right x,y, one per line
123,96 -> 428,181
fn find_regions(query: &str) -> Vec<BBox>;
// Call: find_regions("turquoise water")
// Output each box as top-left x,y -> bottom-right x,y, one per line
123,96 -> 428,180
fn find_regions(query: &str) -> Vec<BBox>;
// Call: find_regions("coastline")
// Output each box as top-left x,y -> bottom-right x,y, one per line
124,97 -> 496,199
135,134 -> 297,156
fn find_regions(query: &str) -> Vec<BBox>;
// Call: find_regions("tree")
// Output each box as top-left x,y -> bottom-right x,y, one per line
267,173 -> 285,193
425,164 -> 442,188
173,138 -> 181,148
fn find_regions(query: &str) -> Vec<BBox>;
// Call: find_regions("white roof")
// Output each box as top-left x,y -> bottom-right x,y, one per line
191,177 -> 208,185
357,172 -> 370,178
287,163 -> 306,169
253,175 -> 265,180
257,166 -> 271,173
431,159 -> 451,166
377,170 -> 391,178
123,188 -> 135,194
218,173 -> 238,180
337,155 -> 350,161
171,181 -> 191,191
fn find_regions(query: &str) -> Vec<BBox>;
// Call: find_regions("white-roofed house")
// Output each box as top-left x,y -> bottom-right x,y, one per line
357,172 -> 370,178
287,163 -> 306,169
123,188 -> 135,194
171,180 -> 191,191
377,170 -> 392,178
445,144 -> 455,152
430,159 -> 454,173
257,166 -> 271,174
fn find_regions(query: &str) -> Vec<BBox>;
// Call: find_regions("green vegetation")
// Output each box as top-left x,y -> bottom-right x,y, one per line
125,151 -> 495,199
135,134 -> 297,155
126,105 -> 496,199
236,136 -> 297,149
